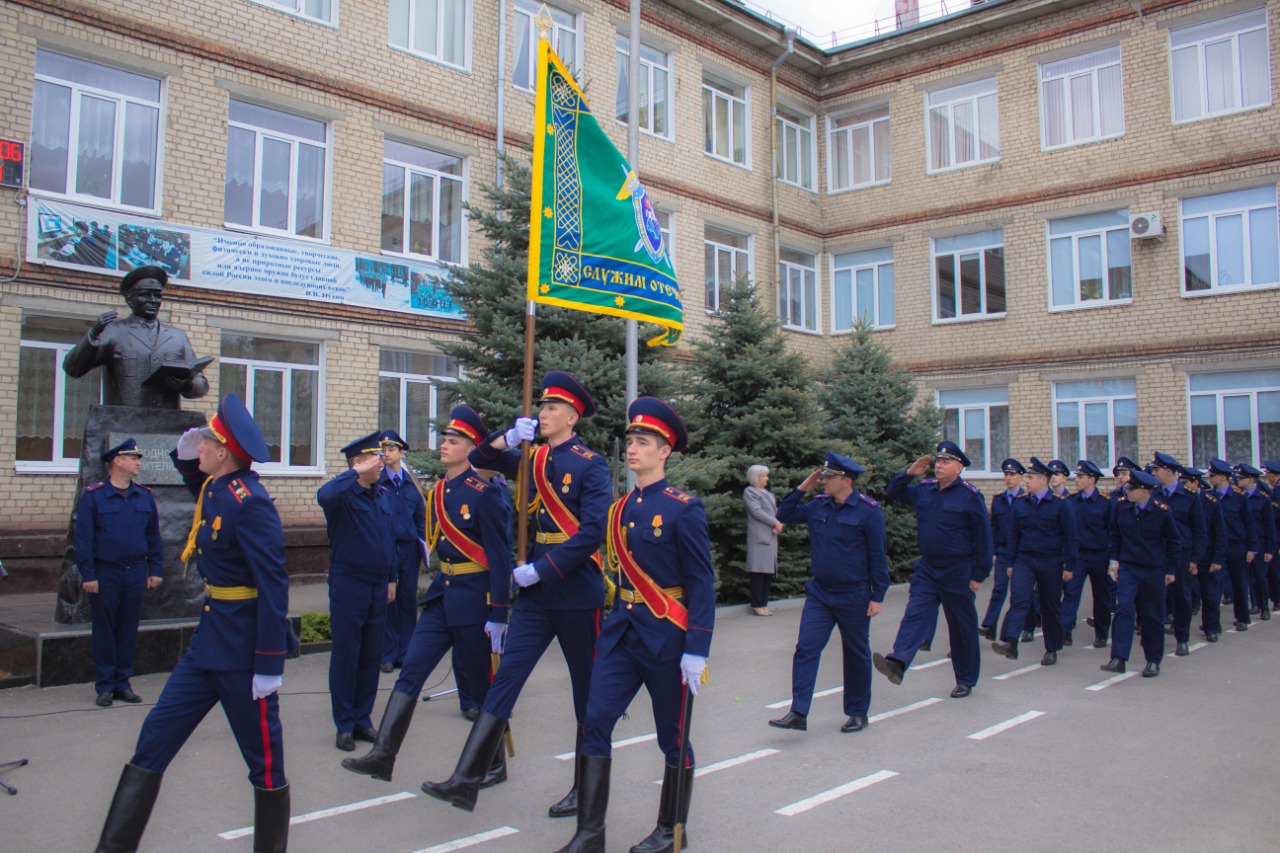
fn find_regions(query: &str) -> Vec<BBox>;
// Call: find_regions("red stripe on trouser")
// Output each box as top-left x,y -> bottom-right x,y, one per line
259,697 -> 274,789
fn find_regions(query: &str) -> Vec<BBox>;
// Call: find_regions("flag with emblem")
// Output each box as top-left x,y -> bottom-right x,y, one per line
528,38 -> 682,346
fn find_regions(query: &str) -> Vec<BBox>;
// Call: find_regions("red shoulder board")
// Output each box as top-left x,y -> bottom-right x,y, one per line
859,493 -> 879,508
663,486 -> 694,504
571,444 -> 597,460
963,481 -> 981,494
85,481 -> 105,492
137,483 -> 152,491
464,476 -> 488,492
228,479 -> 252,503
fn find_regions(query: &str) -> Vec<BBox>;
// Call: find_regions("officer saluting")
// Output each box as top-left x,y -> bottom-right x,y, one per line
342,406 -> 511,786
769,452 -> 888,734
554,397 -> 714,853
873,441 -> 991,698
1100,468 -> 1182,677
95,393 -> 290,853
76,438 -> 163,707
1206,459 -> 1257,631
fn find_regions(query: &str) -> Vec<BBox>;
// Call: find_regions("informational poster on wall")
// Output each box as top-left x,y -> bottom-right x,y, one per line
26,198 -> 465,320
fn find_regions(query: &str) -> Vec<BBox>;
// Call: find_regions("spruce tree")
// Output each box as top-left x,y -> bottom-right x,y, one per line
676,275 -> 824,603
815,322 -> 940,581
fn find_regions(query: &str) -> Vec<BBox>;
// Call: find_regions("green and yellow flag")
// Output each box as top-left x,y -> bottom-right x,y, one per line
529,39 -> 682,346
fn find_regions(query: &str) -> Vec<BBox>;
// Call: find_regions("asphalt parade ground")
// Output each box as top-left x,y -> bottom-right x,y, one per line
2,581 -> 1278,852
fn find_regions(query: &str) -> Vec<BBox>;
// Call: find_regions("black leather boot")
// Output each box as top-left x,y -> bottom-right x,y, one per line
548,725 -> 584,817
96,764 -> 162,853
253,784 -> 290,853
479,743 -> 507,789
553,755 -> 610,853
630,762 -> 694,853
420,712 -> 507,812
341,690 -> 416,781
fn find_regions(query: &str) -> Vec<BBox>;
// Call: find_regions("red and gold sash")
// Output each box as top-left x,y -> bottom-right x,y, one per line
429,480 -> 489,568
606,492 -> 688,630
532,444 -> 604,571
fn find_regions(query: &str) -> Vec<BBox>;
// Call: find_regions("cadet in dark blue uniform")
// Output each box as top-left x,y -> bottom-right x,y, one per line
1060,461 -> 1113,648
343,406 -> 511,785
1207,459 -> 1258,631
76,438 -> 163,707
1100,469 -> 1182,677
980,459 -> 1026,641
556,397 -> 715,853
873,441 -> 991,698
1235,463 -> 1275,619
319,432 -> 397,751
1108,457 -> 1139,507
1181,468 -> 1227,641
378,430 -> 426,671
1150,452 -> 1207,656
95,393 -> 290,853
423,371 -> 609,816
993,457 -> 1077,664
769,452 -> 888,735
1263,461 -> 1280,611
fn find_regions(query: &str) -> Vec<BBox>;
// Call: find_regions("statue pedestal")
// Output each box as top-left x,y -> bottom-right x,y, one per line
54,405 -> 208,625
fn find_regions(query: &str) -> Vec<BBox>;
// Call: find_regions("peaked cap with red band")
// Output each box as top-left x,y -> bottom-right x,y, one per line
441,404 -> 488,446
625,396 -> 688,453
199,393 -> 270,463
539,370 -> 596,418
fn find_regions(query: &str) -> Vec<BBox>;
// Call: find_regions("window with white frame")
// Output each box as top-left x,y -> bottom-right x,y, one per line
778,249 -> 817,332
250,0 -> 333,24
1048,210 -> 1132,309
933,230 -> 1005,321
832,247 -> 895,331
16,315 -> 102,471
703,226 -> 749,313
30,50 -> 162,212
1181,186 -> 1279,294
829,105 -> 890,191
927,77 -> 999,172
1170,8 -> 1271,123
703,75 -> 748,166
1053,378 -> 1138,470
378,349 -> 460,452
938,387 -> 1009,475
656,209 -> 674,272
225,100 -> 328,240
513,0 -> 577,91
1040,45 -> 1124,149
1189,369 -> 1280,468
390,0 -> 468,69
775,106 -> 814,190
219,334 -> 322,470
381,140 -> 464,263
615,36 -> 671,138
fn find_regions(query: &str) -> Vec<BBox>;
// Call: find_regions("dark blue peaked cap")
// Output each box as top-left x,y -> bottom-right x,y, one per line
626,396 -> 688,453
101,437 -> 143,463
935,441 -> 971,468
201,393 -> 270,463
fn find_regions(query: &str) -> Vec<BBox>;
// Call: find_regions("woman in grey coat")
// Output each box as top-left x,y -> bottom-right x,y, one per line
744,464 -> 783,616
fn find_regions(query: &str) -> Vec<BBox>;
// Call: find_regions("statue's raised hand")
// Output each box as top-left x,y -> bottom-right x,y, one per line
90,310 -> 118,338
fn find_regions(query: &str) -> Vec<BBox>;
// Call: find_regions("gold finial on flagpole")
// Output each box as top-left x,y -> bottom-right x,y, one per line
535,4 -> 554,39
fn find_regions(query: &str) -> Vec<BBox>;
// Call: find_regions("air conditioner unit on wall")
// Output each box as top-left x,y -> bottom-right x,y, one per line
1130,212 -> 1165,239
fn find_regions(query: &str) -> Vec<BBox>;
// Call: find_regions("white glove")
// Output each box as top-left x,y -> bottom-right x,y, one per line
512,563 -> 540,588
504,417 -> 538,447
680,654 -> 706,695
252,673 -> 283,700
176,427 -> 203,460
485,621 -> 506,654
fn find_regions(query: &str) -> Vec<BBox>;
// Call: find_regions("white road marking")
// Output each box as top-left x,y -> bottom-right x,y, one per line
766,686 -> 840,710
219,792 -> 417,839
992,664 -> 1042,681
409,827 -> 520,852
869,697 -> 943,724
556,732 -> 654,760
656,748 -> 780,783
774,770 -> 898,816
967,710 -> 1045,741
912,657 -> 952,670
1085,671 -> 1139,690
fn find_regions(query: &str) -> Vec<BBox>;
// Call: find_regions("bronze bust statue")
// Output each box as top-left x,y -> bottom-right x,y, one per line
62,266 -> 211,409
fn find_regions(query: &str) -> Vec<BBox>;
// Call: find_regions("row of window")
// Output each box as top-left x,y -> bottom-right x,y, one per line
15,318 -> 459,472
762,186 -> 1279,333
942,369 -> 1280,477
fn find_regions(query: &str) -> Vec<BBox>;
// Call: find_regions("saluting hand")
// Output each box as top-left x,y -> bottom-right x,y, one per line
798,469 -> 822,492
906,455 -> 932,477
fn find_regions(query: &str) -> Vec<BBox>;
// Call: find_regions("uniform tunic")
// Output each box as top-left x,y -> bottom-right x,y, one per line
982,487 -> 1025,632
1158,482 -> 1208,644
1243,485 -> 1275,613
381,465 -> 427,666
1216,485 -> 1258,626
1195,490 -> 1228,637
1000,491 -> 1077,651
1061,488 -> 1114,642
1109,496 -> 1181,664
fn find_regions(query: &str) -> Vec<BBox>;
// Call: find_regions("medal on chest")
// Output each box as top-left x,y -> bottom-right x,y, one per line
651,514 -> 663,538
562,473 -> 572,494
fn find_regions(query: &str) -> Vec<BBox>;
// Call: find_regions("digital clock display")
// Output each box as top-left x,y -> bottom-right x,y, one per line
0,139 -> 24,189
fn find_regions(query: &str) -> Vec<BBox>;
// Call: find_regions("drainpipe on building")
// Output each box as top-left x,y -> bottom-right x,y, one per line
769,30 -> 795,319
496,0 -> 508,187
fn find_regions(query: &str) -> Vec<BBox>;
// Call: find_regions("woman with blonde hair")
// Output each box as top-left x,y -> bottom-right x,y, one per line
744,464 -> 783,616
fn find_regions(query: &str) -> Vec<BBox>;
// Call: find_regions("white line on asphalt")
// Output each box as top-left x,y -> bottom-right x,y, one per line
774,770 -> 899,816
869,697 -> 942,724
992,664 -> 1042,681
656,748 -> 780,783
766,686 -> 840,710
408,827 -> 520,853
219,792 -> 417,839
1085,671 -> 1139,691
912,657 -> 952,670
966,710 -> 1045,740
556,732 -> 655,760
